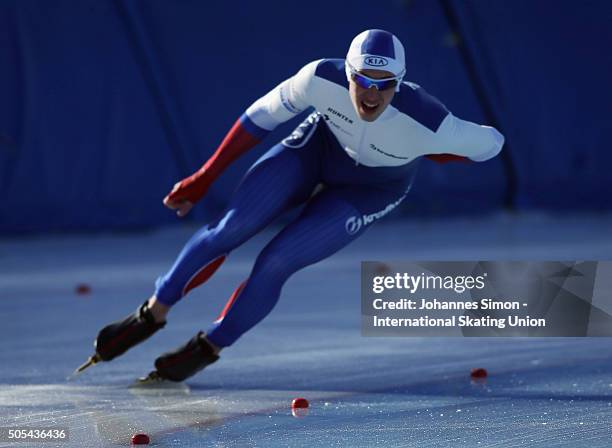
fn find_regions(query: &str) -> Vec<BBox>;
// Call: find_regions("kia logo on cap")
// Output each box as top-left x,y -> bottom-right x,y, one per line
364,56 -> 388,67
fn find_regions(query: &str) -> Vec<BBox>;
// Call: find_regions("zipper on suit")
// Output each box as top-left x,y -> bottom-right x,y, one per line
355,124 -> 367,166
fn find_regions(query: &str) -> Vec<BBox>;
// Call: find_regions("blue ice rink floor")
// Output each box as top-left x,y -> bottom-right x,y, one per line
2,212 -> 612,447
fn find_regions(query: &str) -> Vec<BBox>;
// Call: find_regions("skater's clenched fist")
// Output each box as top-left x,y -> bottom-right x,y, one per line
164,182 -> 194,217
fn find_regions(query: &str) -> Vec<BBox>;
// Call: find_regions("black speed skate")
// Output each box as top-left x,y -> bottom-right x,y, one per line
137,331 -> 219,384
74,301 -> 166,374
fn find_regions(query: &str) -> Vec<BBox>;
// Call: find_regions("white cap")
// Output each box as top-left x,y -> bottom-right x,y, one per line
345,29 -> 406,90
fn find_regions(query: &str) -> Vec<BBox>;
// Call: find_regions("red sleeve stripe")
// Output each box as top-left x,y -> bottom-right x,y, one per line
425,154 -> 471,164
175,116 -> 266,203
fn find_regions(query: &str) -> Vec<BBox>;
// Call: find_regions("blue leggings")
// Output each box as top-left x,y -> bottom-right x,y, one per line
155,113 -> 418,347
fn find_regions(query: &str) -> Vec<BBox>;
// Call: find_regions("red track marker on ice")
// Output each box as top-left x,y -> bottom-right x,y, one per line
75,283 -> 92,295
292,397 -> 309,409
131,433 -> 150,445
374,263 -> 391,275
470,368 -> 488,379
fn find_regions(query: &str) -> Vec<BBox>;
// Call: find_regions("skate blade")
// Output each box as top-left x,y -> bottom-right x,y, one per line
129,372 -> 190,393
68,354 -> 101,380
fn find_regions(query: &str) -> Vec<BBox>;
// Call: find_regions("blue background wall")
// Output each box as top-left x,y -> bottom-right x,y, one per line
1,0 -> 611,234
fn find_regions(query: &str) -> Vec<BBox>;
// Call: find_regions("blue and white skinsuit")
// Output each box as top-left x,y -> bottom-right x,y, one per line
154,58 -> 505,347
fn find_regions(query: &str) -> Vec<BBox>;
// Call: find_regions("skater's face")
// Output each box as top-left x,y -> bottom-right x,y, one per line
349,69 -> 397,122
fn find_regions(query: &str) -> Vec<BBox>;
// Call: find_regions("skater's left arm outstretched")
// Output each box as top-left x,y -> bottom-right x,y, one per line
163,61 -> 320,217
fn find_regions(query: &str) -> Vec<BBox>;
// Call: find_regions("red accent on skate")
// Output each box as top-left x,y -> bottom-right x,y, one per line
425,154 -> 470,164
155,332 -> 208,370
214,281 -> 247,323
292,397 -> 309,409
470,367 -> 488,379
182,255 -> 227,296
98,323 -> 140,357
131,433 -> 150,445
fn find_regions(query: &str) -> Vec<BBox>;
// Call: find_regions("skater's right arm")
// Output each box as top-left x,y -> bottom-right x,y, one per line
164,61 -> 319,214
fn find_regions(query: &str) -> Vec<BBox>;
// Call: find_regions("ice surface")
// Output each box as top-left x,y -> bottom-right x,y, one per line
1,213 -> 612,447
